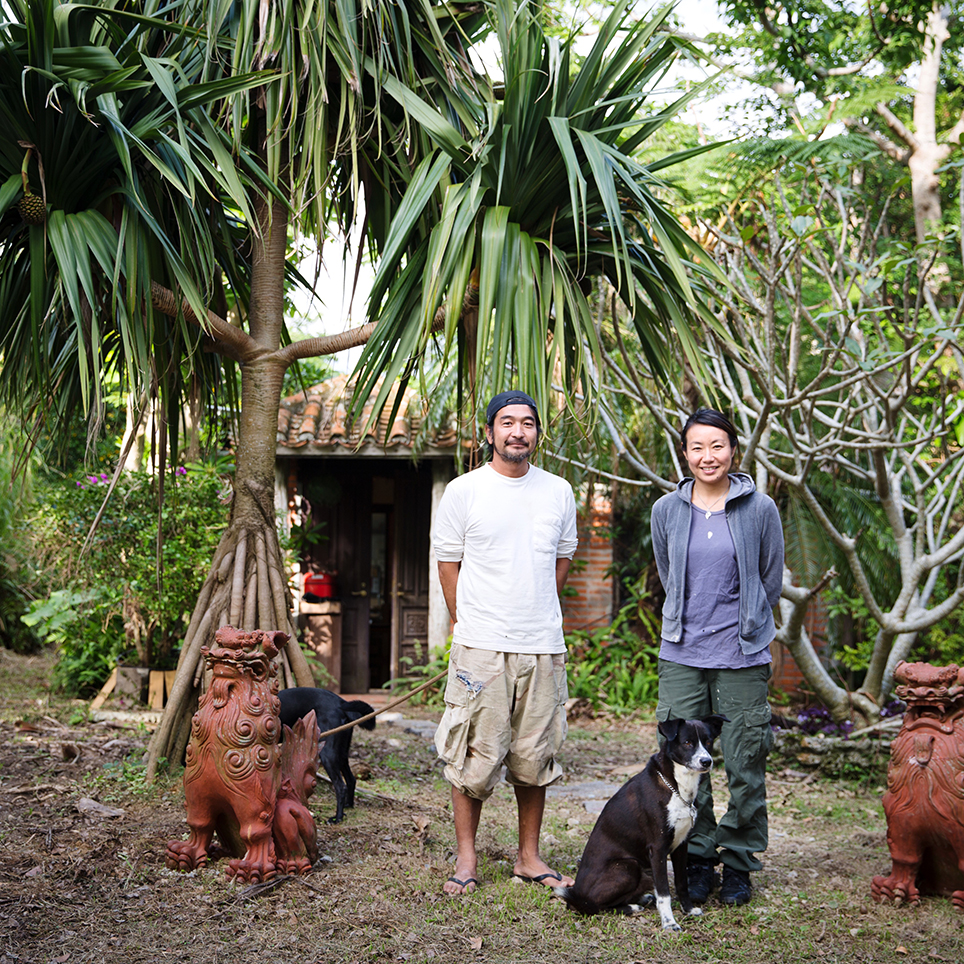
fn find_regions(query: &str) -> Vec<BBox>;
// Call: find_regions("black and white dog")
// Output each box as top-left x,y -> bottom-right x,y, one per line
278,687 -> 376,824
556,715 -> 727,930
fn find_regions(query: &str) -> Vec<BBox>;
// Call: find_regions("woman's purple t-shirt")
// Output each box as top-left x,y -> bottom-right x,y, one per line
658,503 -> 772,669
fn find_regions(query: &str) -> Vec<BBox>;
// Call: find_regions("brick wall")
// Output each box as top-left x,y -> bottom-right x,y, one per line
562,494 -> 614,634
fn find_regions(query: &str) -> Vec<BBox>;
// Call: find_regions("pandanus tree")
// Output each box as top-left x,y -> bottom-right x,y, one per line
0,0 -> 717,779
0,0 -> 484,775
354,0 -> 719,428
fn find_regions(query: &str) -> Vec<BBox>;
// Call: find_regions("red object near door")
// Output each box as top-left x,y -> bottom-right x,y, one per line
304,572 -> 337,598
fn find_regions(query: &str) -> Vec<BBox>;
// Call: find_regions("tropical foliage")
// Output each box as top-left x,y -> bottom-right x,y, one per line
22,462 -> 229,694
565,580 -> 662,714
356,0 -> 719,426
0,0 -> 253,432
0,0 -> 486,772
1,0 -> 720,772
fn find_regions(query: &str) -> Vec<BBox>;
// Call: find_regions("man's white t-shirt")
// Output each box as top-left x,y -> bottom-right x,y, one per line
432,463 -> 579,654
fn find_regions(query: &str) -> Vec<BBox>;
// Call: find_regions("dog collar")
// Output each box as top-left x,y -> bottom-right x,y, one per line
657,770 -> 697,822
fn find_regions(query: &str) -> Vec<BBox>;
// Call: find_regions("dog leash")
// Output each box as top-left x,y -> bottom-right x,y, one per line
312,668 -> 449,740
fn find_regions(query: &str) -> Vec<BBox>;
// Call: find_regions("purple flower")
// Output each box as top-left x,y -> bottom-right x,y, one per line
99,473 -> 109,483
176,466 -> 188,476
76,481 -> 86,488
797,703 -> 856,738
87,475 -> 99,484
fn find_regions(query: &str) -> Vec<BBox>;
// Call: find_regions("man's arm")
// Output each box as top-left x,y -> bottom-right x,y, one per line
438,561 -> 461,623
555,556 -> 572,597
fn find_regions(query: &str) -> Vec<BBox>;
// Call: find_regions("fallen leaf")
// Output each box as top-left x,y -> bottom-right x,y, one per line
468,936 -> 483,951
750,925 -> 760,935
25,866 -> 43,878
896,947 -> 908,954
412,816 -> 430,834
76,797 -> 125,817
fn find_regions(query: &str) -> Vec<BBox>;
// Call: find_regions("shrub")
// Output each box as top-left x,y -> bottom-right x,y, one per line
0,419 -> 39,653
565,583 -> 661,714
826,582 -> 964,686
389,639 -> 451,708
24,462 -> 230,695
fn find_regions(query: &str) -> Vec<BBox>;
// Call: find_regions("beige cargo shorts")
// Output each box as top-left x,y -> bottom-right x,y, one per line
434,643 -> 568,800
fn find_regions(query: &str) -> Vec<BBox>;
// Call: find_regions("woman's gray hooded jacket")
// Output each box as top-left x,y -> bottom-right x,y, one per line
651,473 -> 784,656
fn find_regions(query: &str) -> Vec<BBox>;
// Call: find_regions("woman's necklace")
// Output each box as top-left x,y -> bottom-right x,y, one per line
693,490 -> 727,519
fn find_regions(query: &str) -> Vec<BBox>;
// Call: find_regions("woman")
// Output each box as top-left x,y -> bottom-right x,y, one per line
651,409 -> 784,907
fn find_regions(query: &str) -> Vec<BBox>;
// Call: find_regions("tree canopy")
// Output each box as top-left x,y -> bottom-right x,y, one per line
708,1 -> 963,245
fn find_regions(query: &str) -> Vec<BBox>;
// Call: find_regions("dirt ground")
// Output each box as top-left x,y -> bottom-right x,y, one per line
2,647 -> 964,964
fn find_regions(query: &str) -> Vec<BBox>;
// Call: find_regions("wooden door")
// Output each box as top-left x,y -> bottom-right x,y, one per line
304,463 -> 371,694
391,463 -> 432,678
301,459 -> 435,692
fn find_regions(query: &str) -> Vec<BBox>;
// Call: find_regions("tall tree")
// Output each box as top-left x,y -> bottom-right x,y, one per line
1,0 -> 483,775
354,0 -> 719,428
581,153 -> 964,723
700,2 -> 963,249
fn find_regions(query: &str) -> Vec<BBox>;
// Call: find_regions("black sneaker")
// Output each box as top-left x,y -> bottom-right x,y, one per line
720,866 -> 753,906
686,857 -> 719,905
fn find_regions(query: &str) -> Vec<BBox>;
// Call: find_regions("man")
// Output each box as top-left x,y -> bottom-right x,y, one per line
432,390 -> 579,896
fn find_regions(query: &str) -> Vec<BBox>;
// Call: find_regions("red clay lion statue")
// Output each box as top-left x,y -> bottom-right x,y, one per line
165,626 -> 319,882
871,661 -> 964,910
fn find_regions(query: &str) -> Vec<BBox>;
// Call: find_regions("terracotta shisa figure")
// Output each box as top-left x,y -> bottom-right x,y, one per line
273,713 -> 321,874
872,661 -> 964,910
165,626 -> 319,882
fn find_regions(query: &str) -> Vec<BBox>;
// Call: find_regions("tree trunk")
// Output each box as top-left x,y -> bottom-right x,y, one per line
145,197 -> 314,780
777,581 -> 881,726
909,4 -> 951,244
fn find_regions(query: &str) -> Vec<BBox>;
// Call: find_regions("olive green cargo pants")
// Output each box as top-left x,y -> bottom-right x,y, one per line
656,660 -> 773,874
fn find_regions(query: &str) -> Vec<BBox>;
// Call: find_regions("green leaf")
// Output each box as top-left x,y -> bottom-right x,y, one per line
0,174 -> 22,217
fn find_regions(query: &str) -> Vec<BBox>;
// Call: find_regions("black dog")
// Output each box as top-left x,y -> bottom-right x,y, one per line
556,715 -> 727,930
278,687 -> 376,824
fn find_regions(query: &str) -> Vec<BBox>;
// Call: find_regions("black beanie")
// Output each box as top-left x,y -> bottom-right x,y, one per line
486,391 -> 540,428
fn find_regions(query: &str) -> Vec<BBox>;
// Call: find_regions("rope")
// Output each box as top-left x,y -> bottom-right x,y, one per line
313,668 -> 448,740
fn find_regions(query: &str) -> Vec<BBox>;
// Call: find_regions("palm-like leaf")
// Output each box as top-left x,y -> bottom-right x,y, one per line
0,0 -> 266,435
0,0 -> 485,441
199,0 -> 488,244
354,0 -> 720,422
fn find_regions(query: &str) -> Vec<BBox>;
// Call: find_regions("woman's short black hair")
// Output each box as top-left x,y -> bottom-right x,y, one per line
680,408 -> 739,451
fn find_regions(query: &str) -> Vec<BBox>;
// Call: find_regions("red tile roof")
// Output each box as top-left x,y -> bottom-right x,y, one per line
277,374 -> 458,453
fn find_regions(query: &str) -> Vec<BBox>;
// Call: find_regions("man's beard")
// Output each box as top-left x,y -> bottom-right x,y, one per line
496,442 -> 532,464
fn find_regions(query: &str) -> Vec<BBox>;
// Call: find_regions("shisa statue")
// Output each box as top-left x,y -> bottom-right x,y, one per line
871,661 -> 964,910
165,626 -> 319,882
